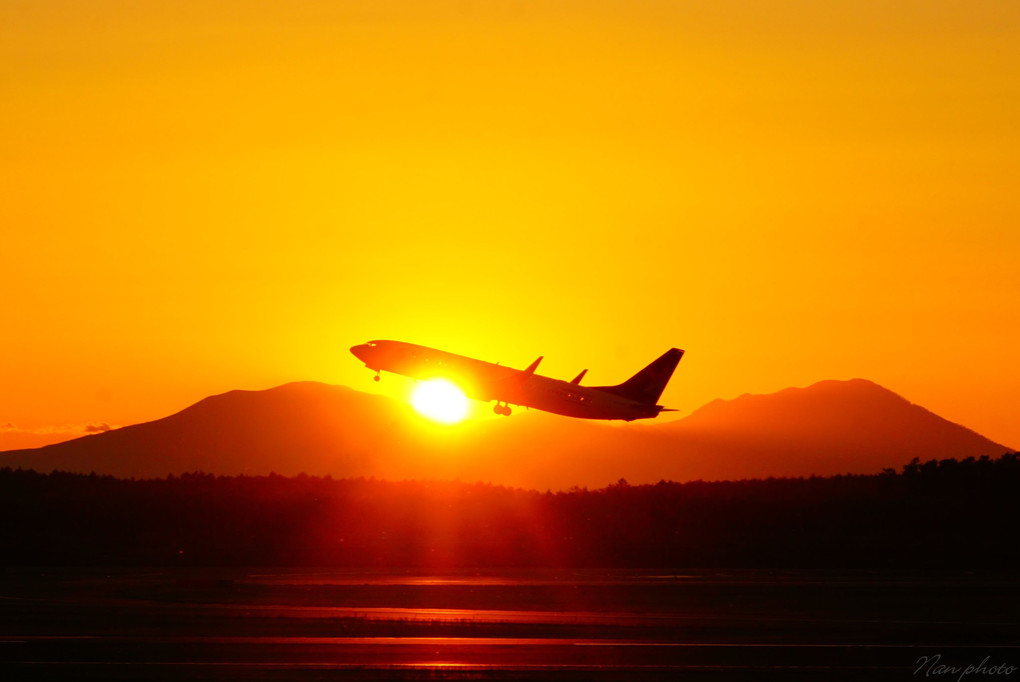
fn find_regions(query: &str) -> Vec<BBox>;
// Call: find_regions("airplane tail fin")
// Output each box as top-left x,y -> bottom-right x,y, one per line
595,348 -> 684,405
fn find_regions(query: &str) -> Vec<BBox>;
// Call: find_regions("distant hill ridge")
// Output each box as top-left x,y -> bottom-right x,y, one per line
0,379 -> 1008,489
667,378 -> 1005,480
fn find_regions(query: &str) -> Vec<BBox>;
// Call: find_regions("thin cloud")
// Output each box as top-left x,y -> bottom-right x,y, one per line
0,423 -> 118,435
83,423 -> 113,434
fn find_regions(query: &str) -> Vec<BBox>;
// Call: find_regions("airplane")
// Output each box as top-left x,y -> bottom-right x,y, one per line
349,340 -> 684,421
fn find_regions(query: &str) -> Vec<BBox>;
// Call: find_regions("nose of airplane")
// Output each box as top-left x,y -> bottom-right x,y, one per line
350,344 -> 368,361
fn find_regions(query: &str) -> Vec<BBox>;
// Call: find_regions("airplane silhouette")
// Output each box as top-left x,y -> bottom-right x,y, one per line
350,340 -> 684,421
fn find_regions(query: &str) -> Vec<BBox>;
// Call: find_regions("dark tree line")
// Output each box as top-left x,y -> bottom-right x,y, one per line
1,453 -> 1017,568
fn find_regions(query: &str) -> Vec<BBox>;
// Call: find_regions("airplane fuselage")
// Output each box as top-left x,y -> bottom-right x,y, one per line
350,340 -> 681,421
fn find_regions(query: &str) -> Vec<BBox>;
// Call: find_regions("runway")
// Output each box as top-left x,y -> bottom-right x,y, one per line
1,569 -> 1016,680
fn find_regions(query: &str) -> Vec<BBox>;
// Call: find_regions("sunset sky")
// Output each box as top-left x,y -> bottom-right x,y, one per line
2,1 -> 1018,450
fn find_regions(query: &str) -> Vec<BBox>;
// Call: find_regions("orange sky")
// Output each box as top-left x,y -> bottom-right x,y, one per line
2,1 -> 1018,449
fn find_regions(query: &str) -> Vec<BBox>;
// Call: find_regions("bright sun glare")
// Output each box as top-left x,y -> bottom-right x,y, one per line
411,379 -> 470,424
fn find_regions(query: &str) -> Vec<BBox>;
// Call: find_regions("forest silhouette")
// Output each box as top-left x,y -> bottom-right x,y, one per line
1,453 -> 1017,569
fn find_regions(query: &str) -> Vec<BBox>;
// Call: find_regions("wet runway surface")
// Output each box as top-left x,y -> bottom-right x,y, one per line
1,569 -> 1017,680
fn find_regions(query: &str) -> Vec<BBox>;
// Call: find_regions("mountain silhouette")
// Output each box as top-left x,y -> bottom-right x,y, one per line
0,380 -> 1008,489
662,379 -> 1009,479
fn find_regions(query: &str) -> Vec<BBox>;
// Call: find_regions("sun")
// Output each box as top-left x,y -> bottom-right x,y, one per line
410,379 -> 470,424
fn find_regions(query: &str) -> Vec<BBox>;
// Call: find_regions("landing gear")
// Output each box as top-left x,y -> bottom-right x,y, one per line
493,403 -> 512,416
373,371 -> 380,382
